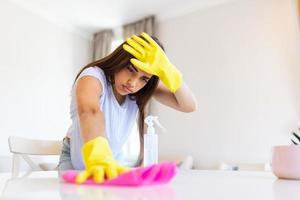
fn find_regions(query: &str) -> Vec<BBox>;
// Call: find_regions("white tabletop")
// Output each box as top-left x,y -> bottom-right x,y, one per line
0,169 -> 299,200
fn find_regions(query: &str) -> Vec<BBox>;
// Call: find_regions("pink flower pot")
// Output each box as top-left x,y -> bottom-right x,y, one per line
272,145 -> 300,180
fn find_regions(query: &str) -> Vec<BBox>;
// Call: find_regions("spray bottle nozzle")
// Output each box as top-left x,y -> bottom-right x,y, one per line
145,116 -> 166,132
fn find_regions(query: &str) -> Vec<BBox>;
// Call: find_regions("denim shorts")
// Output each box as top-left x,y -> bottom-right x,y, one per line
58,137 -> 74,172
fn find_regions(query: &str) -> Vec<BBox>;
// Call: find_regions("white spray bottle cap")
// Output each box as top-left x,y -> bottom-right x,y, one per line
145,116 -> 166,134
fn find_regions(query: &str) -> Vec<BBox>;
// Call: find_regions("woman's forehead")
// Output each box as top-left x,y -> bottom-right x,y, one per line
129,64 -> 152,78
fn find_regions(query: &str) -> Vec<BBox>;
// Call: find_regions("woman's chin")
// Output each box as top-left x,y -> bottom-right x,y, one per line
117,88 -> 129,96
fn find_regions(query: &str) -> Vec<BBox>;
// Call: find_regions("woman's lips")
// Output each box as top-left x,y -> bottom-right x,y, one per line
122,85 -> 133,93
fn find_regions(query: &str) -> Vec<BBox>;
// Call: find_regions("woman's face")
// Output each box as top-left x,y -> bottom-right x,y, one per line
114,64 -> 152,95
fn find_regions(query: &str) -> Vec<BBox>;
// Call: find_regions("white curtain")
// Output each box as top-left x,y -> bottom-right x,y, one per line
122,15 -> 156,39
93,29 -> 113,61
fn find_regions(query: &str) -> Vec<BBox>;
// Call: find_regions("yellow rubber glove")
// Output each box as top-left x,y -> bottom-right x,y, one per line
75,136 -> 130,184
123,32 -> 182,93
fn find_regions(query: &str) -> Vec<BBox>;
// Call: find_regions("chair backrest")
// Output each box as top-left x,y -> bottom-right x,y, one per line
8,136 -> 62,155
8,136 -> 63,177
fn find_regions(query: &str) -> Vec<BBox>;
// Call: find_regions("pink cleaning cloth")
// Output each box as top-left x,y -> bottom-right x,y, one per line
62,161 -> 177,187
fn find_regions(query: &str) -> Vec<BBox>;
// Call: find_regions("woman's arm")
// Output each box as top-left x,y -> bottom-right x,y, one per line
76,76 -> 105,142
153,80 -> 197,113
75,76 -> 129,184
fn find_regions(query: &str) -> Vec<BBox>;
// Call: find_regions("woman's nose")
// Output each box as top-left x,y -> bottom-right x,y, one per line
127,78 -> 137,88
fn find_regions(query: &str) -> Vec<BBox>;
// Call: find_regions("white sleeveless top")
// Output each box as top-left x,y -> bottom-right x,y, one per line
66,67 -> 138,169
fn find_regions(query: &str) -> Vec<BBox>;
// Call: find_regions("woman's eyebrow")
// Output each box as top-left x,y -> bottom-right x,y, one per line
130,65 -> 151,79
130,65 -> 138,72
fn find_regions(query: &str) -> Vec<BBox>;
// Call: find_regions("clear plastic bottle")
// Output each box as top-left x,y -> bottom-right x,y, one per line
143,116 -> 162,166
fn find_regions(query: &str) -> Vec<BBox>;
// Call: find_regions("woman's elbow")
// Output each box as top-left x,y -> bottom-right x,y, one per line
185,106 -> 197,113
182,102 -> 198,113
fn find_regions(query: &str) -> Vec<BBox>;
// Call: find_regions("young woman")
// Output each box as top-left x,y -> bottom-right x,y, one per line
58,32 -> 197,184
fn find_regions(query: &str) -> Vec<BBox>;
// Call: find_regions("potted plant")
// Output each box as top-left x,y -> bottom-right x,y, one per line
272,127 -> 300,179
291,129 -> 300,145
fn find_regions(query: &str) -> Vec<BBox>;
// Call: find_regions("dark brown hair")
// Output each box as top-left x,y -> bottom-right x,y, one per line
73,36 -> 164,166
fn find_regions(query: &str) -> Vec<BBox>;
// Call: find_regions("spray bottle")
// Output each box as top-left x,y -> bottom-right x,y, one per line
143,116 -> 165,166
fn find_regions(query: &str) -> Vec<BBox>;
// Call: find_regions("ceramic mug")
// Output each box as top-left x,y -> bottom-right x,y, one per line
272,145 -> 300,179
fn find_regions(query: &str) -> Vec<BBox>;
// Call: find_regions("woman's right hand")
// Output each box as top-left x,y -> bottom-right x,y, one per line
75,136 -> 130,184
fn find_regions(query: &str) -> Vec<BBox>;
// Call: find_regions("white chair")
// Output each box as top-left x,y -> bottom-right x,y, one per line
8,136 -> 63,177
219,162 -> 271,171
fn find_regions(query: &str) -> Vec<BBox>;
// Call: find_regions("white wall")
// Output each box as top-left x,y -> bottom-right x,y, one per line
0,0 -> 92,171
154,0 -> 300,169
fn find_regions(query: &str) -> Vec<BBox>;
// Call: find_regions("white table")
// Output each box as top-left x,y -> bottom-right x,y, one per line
0,169 -> 299,200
